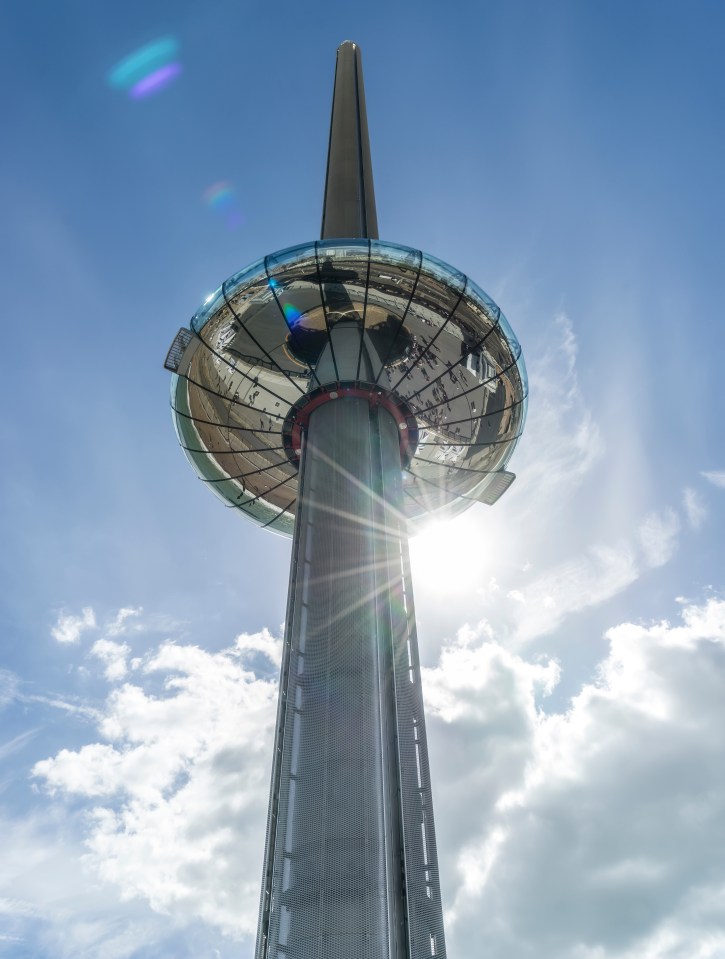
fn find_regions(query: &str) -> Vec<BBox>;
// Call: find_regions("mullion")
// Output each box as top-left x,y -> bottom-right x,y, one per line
388,281 -> 467,394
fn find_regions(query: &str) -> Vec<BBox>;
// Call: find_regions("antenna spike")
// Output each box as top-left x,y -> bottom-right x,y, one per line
321,41 -> 379,239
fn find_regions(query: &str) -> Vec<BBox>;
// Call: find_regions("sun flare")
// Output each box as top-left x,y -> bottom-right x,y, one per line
409,516 -> 495,596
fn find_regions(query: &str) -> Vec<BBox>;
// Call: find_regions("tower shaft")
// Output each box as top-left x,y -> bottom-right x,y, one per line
255,41 -> 446,959
255,395 -> 446,959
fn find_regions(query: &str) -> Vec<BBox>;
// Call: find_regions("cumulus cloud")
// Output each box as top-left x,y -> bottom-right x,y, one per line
701,471 -> 725,489
32,597 -> 725,958
426,597 -> 725,958
90,639 -> 131,681
51,607 -> 96,644
234,627 -> 282,668
683,487 -> 707,530
0,808 -> 227,959
49,606 -> 163,650
34,630 -> 282,938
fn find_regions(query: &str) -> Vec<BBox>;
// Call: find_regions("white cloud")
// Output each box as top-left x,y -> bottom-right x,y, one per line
683,487 -> 707,530
25,694 -> 100,721
2,666 -> 99,722
34,630 -> 282,938
234,627 -> 282,668
31,596 -> 725,957
0,729 -> 38,761
701,471 -> 725,489
507,508 -> 680,643
51,607 -> 96,644
0,808 -> 224,959
511,540 -> 638,642
105,607 -> 142,637
636,508 -> 680,568
512,314 -> 604,506
91,639 -> 131,681
426,597 -> 725,958
0,669 -> 19,709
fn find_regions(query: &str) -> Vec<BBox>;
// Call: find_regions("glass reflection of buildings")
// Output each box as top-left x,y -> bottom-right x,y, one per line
170,240 -> 526,534
165,41 -> 526,959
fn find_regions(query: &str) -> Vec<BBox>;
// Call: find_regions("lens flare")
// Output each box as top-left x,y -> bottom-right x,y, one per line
203,181 -> 244,230
108,37 -> 181,98
205,183 -> 235,207
283,303 -> 302,324
130,62 -> 182,99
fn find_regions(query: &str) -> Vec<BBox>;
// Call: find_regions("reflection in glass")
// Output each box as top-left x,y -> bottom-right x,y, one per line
168,239 -> 527,535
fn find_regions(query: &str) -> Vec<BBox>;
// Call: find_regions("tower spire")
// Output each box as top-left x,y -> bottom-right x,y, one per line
321,41 -> 379,239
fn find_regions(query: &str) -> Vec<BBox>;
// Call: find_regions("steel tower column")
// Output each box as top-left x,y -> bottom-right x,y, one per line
255,42 -> 447,959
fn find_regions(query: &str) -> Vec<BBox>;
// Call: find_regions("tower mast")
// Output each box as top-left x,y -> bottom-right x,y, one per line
321,40 -> 379,239
254,41 -> 446,959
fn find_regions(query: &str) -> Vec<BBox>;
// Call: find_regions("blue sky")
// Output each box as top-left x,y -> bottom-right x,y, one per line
2,1 -> 725,956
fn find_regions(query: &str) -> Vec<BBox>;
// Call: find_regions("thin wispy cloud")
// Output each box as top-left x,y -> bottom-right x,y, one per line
0,729 -> 38,762
426,597 -> 725,958
701,471 -> 725,489
105,607 -> 142,637
636,508 -> 680,568
683,487 -> 707,530
502,507 -> 681,644
0,669 -> 20,709
512,314 -> 604,508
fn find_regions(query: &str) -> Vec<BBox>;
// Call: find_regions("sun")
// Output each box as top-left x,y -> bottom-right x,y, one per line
408,514 -> 495,596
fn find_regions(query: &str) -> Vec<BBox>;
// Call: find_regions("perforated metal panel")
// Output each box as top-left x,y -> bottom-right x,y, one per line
255,397 -> 446,959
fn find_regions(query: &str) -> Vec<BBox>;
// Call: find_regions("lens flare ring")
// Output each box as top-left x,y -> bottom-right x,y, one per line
108,37 -> 181,99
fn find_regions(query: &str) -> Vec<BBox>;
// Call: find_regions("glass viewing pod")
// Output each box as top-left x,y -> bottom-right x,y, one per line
167,239 -> 527,536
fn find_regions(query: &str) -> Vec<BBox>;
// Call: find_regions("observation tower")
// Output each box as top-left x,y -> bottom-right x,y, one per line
165,41 -> 527,959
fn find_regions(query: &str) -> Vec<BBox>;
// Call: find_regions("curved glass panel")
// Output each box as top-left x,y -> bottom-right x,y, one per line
191,286 -> 226,333
167,239 -> 528,536
224,257 -> 267,302
315,240 -> 370,326
419,251 -> 466,295
367,241 -> 422,386
467,278 -> 520,358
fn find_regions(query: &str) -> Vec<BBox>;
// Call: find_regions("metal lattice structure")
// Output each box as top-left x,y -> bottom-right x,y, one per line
165,40 -> 527,959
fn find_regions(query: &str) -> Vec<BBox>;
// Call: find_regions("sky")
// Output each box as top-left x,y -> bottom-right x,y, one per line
1,1 -> 725,956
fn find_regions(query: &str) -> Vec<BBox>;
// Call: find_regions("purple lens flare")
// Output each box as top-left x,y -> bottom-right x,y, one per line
129,62 -> 182,99
203,181 -> 244,230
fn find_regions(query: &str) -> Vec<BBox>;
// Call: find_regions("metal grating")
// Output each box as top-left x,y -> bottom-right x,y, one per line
163,326 -> 193,372
476,469 -> 515,505
255,397 -> 446,959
